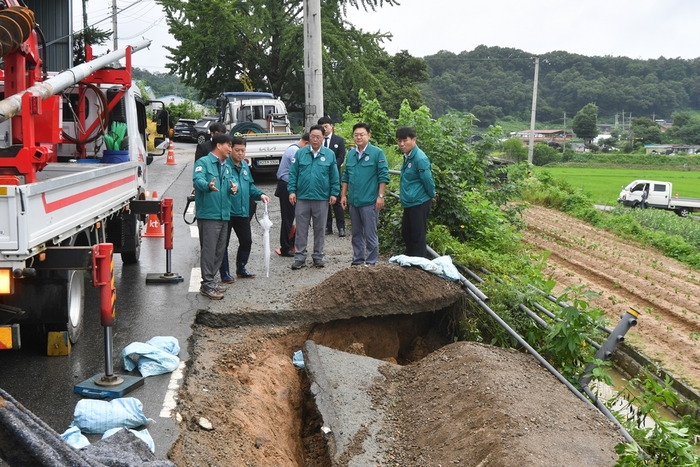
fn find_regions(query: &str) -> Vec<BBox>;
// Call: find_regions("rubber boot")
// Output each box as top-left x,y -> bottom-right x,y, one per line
220,252 -> 235,283
236,251 -> 255,278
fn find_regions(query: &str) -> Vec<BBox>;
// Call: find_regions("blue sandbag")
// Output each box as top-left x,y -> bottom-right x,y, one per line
120,336 -> 180,377
389,254 -> 460,281
60,425 -> 90,449
71,397 -> 150,434
292,349 -> 305,369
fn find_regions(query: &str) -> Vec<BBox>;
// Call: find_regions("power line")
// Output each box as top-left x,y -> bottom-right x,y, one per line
118,15 -> 164,40
45,0 -> 146,48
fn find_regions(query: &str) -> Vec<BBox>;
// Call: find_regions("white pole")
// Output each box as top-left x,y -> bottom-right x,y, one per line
527,57 -> 539,164
304,0 -> 324,130
112,0 -> 118,52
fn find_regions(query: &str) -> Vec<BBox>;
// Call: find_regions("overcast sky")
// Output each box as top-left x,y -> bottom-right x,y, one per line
75,0 -> 700,73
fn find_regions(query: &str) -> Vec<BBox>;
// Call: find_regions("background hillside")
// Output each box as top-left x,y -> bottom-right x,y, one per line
420,45 -> 700,125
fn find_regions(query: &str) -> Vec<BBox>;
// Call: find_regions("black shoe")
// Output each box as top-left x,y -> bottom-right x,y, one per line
325,228 -> 333,235
292,260 -> 305,270
338,228 -> 346,237
280,249 -> 295,257
236,268 -> 256,278
313,259 -> 325,268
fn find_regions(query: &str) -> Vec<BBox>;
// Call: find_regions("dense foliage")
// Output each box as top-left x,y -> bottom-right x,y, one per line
421,45 -> 700,122
155,0 -> 426,118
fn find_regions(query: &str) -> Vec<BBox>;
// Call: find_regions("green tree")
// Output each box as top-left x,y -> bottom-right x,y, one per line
156,0 -> 419,116
472,105 -> 500,128
532,143 -> 561,166
166,101 -> 204,127
571,103 -> 599,142
72,27 -> 111,65
502,137 -> 527,162
630,116 -> 662,144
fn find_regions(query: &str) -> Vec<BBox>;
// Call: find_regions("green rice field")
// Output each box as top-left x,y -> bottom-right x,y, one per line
535,167 -> 700,205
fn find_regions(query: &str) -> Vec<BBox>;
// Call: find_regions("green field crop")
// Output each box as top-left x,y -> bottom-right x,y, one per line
534,167 -> 700,205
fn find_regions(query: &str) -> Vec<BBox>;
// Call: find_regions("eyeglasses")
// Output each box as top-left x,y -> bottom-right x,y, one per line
309,134 -> 324,140
353,133 -> 368,138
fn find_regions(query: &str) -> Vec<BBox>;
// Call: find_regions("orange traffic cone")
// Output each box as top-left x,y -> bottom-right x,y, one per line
143,191 -> 164,238
166,141 -> 176,165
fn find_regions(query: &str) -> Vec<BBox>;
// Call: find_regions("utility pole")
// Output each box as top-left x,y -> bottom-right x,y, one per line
303,0 -> 324,130
112,0 -> 118,52
82,0 -> 88,31
527,57 -> 539,164
562,112 -> 566,152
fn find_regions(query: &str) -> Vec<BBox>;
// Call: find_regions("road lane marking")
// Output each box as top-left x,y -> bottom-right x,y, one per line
160,361 -> 186,418
189,268 -> 201,292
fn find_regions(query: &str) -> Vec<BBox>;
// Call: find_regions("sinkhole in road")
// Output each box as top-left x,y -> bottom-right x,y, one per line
169,305 -> 462,467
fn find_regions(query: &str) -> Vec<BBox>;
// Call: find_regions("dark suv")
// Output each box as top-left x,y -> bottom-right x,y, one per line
173,119 -> 197,142
194,117 -> 221,145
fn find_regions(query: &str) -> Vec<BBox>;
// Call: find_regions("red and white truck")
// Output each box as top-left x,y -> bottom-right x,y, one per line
0,3 -> 169,349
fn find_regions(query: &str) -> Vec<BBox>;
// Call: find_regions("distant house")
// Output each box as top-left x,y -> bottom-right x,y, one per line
644,144 -> 700,155
511,129 -> 570,145
597,123 -> 612,133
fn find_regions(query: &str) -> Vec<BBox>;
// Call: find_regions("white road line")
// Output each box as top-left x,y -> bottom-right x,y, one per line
160,361 -> 186,418
189,268 -> 201,292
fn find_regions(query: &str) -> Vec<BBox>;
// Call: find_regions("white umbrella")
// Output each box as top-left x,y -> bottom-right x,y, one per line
259,201 -> 273,277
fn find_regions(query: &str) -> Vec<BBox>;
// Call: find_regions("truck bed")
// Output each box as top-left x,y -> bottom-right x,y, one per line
669,197 -> 700,209
0,161 -> 140,265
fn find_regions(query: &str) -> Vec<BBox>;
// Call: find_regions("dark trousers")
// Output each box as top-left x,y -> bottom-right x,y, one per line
326,201 -> 345,231
220,216 -> 253,276
276,180 -> 295,251
402,200 -> 432,258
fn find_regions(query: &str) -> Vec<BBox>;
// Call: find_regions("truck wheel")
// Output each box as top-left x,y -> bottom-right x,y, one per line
43,270 -> 85,344
59,270 -> 85,344
121,227 -> 142,264
676,208 -> 690,218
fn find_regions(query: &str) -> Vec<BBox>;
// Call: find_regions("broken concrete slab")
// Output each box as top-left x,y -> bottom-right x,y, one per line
302,340 -> 396,466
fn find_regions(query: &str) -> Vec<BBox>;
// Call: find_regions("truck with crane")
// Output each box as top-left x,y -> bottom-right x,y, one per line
211,91 -> 299,175
0,2 -> 169,350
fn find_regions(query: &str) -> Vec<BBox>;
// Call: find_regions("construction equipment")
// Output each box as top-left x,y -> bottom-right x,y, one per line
0,1 -> 170,350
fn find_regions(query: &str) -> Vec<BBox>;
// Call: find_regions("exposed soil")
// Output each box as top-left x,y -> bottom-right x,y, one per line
168,262 -> 623,466
521,205 -> 700,391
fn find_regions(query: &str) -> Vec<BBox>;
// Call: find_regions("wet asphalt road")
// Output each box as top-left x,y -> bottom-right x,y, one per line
0,143 -> 280,459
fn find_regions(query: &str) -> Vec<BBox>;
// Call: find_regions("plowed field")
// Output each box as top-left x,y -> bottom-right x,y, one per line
522,205 -> 700,390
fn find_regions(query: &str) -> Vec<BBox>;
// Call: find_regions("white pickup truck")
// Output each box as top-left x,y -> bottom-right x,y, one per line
617,180 -> 700,217
215,92 -> 299,175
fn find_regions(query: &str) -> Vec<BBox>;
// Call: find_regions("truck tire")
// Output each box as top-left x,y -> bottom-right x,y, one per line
59,270 -> 85,344
4,270 -> 85,346
676,208 -> 690,218
121,227 -> 142,264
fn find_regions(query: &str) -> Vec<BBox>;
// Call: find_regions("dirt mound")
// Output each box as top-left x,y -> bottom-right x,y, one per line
375,341 -> 623,466
292,263 -> 464,315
